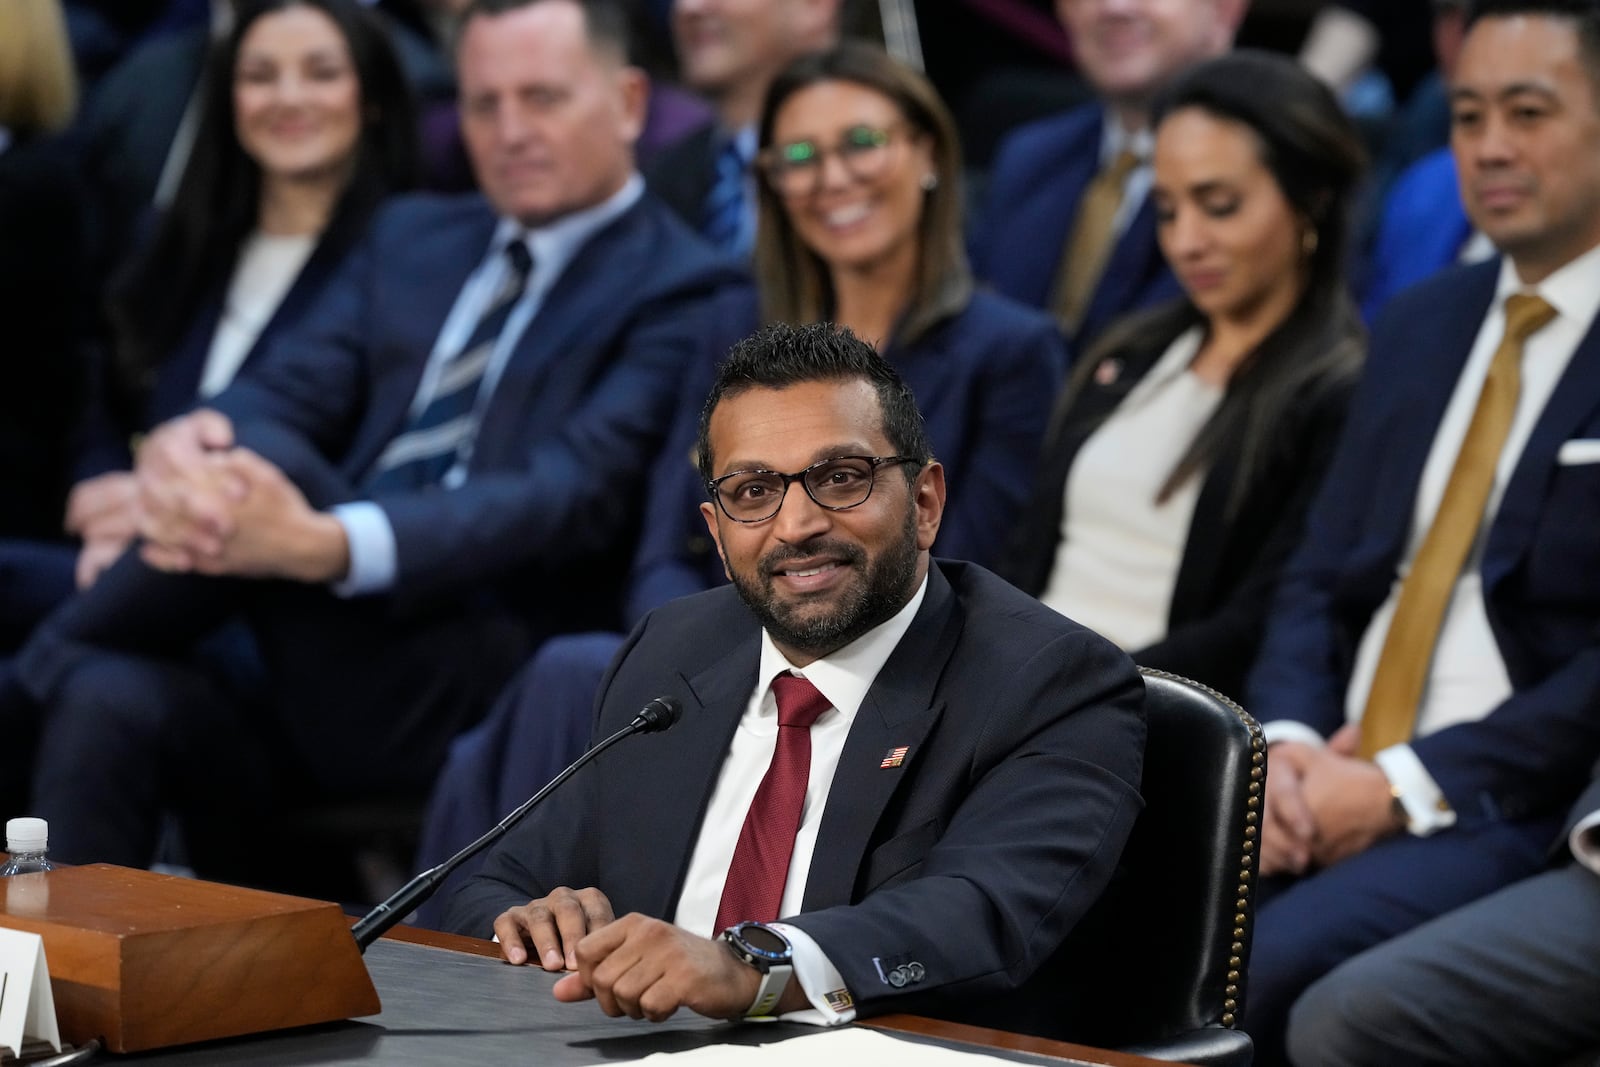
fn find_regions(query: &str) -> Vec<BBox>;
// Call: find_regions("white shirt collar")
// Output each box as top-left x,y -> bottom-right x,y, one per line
489,172 -> 644,283
753,571 -> 931,723
1099,114 -> 1154,168
1495,238 -> 1600,329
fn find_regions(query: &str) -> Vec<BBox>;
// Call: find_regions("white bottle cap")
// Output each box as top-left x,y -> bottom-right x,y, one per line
6,817 -> 47,853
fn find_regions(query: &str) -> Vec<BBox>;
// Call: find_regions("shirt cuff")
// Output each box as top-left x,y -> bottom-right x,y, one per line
768,923 -> 854,1026
330,502 -> 397,596
1261,720 -> 1327,749
1570,809 -> 1600,876
1374,744 -> 1456,835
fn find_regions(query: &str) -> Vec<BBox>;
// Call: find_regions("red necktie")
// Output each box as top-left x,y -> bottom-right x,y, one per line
713,674 -> 832,934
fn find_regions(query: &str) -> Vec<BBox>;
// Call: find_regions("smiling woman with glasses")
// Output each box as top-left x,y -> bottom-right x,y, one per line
741,42 -> 1067,568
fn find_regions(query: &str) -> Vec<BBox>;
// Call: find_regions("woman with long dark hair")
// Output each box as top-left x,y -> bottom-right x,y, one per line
1001,50 -> 1368,699
65,0 -> 418,591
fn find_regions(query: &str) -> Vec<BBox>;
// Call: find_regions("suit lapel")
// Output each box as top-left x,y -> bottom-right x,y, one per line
474,204 -> 655,463
630,629 -> 759,916
801,566 -> 963,911
1484,306 -> 1600,588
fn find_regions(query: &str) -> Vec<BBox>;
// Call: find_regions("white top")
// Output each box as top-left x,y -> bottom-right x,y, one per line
200,231 -> 316,398
673,575 -> 929,1025
1266,241 -> 1600,832
1041,327 -> 1220,651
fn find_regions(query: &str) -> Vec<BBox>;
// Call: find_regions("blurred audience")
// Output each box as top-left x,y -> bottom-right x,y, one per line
13,0 -> 745,886
644,0 -> 842,257
971,0 -> 1245,354
1358,0 -> 1491,324
0,0 -> 90,554
999,50 -> 1366,702
417,41 -> 1065,924
1240,1 -> 1600,1061
47,0 -> 418,611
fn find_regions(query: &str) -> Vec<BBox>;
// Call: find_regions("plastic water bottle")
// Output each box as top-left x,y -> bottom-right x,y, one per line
1,817 -> 55,875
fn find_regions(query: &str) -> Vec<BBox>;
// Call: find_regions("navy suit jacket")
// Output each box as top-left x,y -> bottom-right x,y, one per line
971,104 -> 1181,352
624,289 -> 1068,618
1247,260 -> 1600,825
211,190 -> 749,619
446,559 -> 1145,1029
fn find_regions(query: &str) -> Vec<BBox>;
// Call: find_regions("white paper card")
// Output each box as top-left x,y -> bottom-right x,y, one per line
0,925 -> 61,1058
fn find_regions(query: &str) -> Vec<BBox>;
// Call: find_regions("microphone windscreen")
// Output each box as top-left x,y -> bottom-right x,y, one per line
635,696 -> 683,733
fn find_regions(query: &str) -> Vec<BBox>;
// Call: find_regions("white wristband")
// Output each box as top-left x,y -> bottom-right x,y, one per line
746,964 -> 792,1017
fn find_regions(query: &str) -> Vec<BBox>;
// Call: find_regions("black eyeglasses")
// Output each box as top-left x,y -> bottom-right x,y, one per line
707,455 -> 923,524
758,123 -> 910,197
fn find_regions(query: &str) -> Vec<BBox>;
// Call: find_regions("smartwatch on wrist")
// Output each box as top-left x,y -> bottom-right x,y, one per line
720,921 -> 793,1017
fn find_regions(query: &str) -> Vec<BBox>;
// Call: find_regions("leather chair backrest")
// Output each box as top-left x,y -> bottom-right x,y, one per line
1036,668 -> 1264,1049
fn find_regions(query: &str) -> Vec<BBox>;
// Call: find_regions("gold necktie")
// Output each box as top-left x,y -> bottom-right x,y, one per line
1050,149 -> 1142,335
1358,293 -> 1559,758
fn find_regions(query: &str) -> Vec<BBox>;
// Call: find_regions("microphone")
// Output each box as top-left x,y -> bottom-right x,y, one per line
351,694 -> 683,951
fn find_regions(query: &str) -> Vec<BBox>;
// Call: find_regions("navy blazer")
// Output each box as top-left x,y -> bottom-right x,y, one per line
1247,259 -> 1600,825
209,191 -> 750,619
446,559 -> 1145,1030
1002,300 -> 1362,700
971,104 -> 1182,352
624,289 -> 1068,619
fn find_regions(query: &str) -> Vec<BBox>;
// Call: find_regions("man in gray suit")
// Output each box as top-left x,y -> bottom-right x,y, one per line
1287,766 -> 1600,1065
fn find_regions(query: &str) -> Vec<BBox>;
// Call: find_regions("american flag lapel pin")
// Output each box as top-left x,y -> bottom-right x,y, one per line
880,745 -> 909,769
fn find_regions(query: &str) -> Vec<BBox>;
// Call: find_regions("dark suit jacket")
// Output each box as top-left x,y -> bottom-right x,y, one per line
73,197 -> 377,480
211,190 -> 749,618
1001,300 -> 1362,700
18,190 -> 749,792
0,132 -> 91,541
446,560 -> 1145,1029
971,104 -> 1182,353
643,121 -> 718,237
624,289 -> 1068,617
1247,260 -> 1600,826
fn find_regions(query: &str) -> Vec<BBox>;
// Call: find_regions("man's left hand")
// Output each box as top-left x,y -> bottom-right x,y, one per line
1299,740 -> 1400,868
551,914 -> 762,1022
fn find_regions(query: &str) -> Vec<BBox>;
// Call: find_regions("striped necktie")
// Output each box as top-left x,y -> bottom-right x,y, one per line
367,239 -> 533,491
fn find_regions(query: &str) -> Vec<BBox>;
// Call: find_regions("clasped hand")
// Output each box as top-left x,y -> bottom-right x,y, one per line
493,887 -> 764,1022
1261,725 -> 1399,876
134,410 -> 346,582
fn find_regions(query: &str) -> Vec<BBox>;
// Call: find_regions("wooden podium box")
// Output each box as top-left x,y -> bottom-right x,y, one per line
0,864 -> 379,1052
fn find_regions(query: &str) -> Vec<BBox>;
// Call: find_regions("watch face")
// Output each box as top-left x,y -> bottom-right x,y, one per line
738,923 -> 790,957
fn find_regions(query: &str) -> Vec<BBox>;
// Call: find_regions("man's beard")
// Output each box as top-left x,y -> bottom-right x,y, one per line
728,506 -> 922,660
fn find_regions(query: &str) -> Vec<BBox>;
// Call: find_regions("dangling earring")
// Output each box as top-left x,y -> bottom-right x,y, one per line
920,173 -> 939,192
1301,227 -> 1319,257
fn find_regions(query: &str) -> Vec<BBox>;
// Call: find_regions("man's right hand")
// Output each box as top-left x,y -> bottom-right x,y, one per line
1261,740 -> 1318,876
493,887 -> 615,971
135,410 -> 244,568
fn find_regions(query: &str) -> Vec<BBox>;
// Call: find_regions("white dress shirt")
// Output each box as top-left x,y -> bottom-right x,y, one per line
1265,242 -> 1600,832
673,575 -> 929,1025
330,175 -> 645,595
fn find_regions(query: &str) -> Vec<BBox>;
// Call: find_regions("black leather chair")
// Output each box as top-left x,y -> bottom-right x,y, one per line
1045,668 -> 1265,1066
